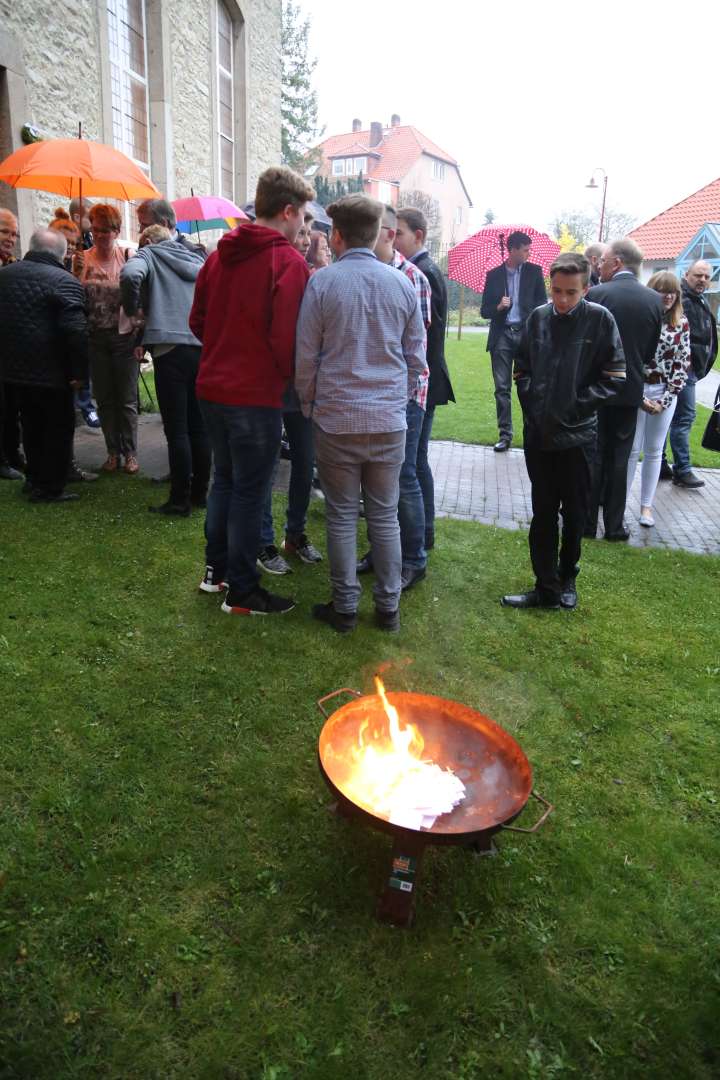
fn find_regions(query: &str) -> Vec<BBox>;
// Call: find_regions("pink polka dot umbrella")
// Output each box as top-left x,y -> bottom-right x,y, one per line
448,225 -> 561,292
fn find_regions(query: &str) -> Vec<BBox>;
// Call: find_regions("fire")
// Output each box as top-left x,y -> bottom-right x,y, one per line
340,676 -> 465,831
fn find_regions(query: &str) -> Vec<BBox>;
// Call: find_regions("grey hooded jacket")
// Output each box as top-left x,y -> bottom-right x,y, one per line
120,240 -> 204,347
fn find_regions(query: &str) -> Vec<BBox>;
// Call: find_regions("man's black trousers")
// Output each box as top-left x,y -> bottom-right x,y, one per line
14,384 -> 75,495
0,381 -> 23,468
524,444 -> 592,601
585,405 -> 638,536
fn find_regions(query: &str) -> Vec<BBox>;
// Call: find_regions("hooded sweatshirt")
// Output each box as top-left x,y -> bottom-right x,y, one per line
191,223 -> 310,408
120,240 -> 204,347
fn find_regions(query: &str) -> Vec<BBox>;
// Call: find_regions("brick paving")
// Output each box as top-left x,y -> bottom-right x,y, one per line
74,416 -> 720,557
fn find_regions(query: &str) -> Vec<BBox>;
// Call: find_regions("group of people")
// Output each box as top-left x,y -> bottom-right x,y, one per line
484,233 -> 716,610
1,167 -> 716,624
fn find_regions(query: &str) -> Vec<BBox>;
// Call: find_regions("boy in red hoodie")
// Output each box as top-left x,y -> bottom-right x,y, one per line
190,166 -> 315,615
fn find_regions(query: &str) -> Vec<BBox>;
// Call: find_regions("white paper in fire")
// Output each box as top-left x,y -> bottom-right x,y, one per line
387,761 -> 466,831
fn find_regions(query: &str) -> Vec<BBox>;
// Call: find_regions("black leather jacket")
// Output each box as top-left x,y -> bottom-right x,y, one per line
515,300 -> 626,450
681,280 -> 718,379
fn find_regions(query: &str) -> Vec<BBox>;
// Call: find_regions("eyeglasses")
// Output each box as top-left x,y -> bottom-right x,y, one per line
0,228 -> 18,238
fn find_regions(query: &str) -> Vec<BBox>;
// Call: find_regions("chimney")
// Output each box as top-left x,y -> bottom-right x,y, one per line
369,121 -> 383,147
352,118 -> 362,133
391,113 -> 401,127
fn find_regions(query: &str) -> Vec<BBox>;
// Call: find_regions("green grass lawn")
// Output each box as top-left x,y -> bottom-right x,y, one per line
1,477 -> 719,1078
434,339 -> 720,468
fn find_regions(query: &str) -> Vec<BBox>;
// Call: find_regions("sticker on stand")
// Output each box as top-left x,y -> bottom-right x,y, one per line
389,854 -> 417,892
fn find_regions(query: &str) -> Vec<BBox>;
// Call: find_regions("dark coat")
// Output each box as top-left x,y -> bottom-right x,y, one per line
481,261 -> 547,353
515,300 -> 626,451
586,273 -> 663,407
681,280 -> 717,379
0,251 -> 88,389
409,249 -> 455,408
176,232 -> 208,261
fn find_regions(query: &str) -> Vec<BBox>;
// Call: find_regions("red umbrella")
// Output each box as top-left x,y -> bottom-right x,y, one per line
448,225 -> 560,292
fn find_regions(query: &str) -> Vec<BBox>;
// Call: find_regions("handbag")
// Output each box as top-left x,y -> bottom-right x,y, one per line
701,386 -> 720,452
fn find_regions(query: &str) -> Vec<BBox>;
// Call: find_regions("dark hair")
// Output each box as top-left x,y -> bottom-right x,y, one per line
550,252 -> 590,285
396,206 -> 427,239
507,231 -> 531,251
327,194 -> 384,249
255,166 -> 315,219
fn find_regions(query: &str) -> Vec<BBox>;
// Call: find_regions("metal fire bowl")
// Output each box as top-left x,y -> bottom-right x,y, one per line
318,689 -> 552,845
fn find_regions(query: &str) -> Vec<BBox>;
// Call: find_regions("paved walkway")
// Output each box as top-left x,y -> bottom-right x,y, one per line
75,415 -> 720,557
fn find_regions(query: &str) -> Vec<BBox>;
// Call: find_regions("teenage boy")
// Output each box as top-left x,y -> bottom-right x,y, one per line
394,207 -> 454,553
295,195 -> 426,633
190,166 -> 314,616
481,231 -> 547,451
257,209 -> 323,574
357,204 -> 431,588
501,253 -> 625,611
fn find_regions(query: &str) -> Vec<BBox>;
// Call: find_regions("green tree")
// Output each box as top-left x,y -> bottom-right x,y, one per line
313,174 -> 365,208
281,1 -> 323,172
483,208 -> 495,224
551,207 -> 638,246
398,189 -> 442,253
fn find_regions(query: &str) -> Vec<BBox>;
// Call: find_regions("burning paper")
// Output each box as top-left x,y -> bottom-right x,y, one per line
343,676 -> 466,831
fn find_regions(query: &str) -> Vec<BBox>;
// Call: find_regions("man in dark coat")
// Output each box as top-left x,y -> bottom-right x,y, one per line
481,231 -> 547,451
502,253 -> 625,611
0,228 -> 88,502
667,260 -> 718,488
395,207 -> 455,554
0,208 -> 24,481
585,239 -> 663,540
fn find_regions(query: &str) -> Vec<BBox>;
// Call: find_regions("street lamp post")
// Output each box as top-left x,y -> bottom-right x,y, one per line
586,169 -> 608,242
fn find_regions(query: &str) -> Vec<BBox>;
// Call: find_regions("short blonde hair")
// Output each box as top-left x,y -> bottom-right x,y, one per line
139,224 -> 172,247
327,194 -> 384,249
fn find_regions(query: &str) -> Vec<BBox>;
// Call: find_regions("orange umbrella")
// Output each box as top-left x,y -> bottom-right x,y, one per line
0,138 -> 160,200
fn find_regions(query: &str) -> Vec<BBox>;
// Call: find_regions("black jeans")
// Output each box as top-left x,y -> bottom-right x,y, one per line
490,328 -> 520,441
586,405 -> 638,536
524,445 -> 592,602
13,384 -> 75,495
153,345 -> 211,505
0,381 -> 23,468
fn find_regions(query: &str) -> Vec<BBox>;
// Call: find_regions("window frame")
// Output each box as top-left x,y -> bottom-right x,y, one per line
216,0 -> 235,201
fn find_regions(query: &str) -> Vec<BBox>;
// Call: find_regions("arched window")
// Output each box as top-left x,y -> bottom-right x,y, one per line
217,1 -> 235,200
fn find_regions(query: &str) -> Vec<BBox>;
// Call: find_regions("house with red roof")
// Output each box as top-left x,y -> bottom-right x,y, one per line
310,115 -> 472,250
628,176 -> 720,289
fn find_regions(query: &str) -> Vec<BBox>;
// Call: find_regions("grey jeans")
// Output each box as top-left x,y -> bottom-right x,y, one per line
89,329 -> 139,456
313,426 -> 405,614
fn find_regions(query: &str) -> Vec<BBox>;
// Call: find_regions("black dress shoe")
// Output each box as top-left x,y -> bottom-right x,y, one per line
493,439 -> 511,452
356,551 -> 373,574
151,472 -> 172,485
148,501 -> 191,517
659,459 -> 673,481
501,590 -> 560,610
375,608 -> 400,632
672,469 -> 705,488
604,529 -> 630,542
560,581 -> 578,609
401,565 -> 427,591
312,601 -> 357,634
29,490 -> 80,503
582,526 -> 597,539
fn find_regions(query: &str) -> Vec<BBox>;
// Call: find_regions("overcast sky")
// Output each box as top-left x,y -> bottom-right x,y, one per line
301,0 -> 719,236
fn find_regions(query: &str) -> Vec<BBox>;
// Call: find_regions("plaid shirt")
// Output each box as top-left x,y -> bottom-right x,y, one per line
392,250 -> 430,410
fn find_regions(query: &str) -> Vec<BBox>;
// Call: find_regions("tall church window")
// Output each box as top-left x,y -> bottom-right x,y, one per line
107,0 -> 150,237
217,1 -> 235,200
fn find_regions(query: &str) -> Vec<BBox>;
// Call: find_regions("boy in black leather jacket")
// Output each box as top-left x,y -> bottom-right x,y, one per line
501,253 -> 625,610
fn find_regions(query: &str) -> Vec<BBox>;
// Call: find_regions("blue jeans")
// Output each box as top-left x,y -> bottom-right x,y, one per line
260,410 -> 315,547
200,401 -> 282,595
75,385 -> 95,413
668,375 -> 697,475
417,405 -> 435,544
398,400 -> 427,570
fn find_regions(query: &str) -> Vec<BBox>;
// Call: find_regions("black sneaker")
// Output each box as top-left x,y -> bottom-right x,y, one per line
148,501 -> 191,517
199,565 -> 228,593
375,608 -> 400,632
659,458 -> 673,481
312,601 -> 357,633
257,544 -> 292,575
221,586 -> 295,616
282,533 -> 323,564
672,469 -> 705,489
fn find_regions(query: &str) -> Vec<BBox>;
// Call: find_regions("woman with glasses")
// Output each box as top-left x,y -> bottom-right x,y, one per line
77,204 -> 140,474
626,271 -> 690,526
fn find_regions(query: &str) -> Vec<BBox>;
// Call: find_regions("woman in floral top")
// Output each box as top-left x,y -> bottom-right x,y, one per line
626,271 -> 690,527
77,204 -> 139,474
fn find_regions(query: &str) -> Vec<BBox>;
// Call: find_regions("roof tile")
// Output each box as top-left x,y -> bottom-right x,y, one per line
629,176 -> 720,260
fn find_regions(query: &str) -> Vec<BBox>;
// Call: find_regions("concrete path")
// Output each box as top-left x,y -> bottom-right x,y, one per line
696,369 -> 719,409
74,415 -> 720,557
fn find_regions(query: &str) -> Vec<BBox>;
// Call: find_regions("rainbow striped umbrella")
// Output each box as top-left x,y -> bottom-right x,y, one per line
172,194 -> 249,235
